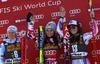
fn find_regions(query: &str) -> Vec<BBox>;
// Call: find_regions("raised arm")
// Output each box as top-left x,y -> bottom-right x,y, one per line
92,19 -> 98,36
90,11 -> 98,36
57,17 -> 66,37
57,6 -> 66,37
83,11 -> 98,45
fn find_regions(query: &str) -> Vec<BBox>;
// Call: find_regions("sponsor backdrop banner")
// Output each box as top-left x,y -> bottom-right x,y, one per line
0,0 -> 100,64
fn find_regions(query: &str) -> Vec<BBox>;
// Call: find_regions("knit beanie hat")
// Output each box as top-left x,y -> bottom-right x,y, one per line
45,21 -> 56,32
7,25 -> 17,35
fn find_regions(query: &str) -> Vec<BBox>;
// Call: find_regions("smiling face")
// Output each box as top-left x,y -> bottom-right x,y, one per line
69,25 -> 78,35
7,31 -> 16,40
46,28 -> 54,37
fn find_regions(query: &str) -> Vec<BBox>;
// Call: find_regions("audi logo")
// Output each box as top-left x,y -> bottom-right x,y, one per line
0,34 -> 7,38
26,45 -> 28,49
51,12 -> 60,17
44,50 -> 57,55
34,29 -> 39,37
95,35 -> 100,40
69,9 -> 81,14
91,50 -> 100,57
25,59 -> 29,63
0,34 -> 7,41
97,20 -> 100,25
90,35 -> 100,41
35,43 -> 39,50
79,23 -> 82,27
34,14 -> 44,20
34,29 -> 38,33
0,20 -> 9,25
35,57 -> 39,62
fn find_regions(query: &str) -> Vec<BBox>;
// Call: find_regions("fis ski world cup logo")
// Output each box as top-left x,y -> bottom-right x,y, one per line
1,0 -> 7,2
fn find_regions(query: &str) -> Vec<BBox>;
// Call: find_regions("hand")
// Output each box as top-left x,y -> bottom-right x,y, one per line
60,6 -> 66,17
90,11 -> 95,18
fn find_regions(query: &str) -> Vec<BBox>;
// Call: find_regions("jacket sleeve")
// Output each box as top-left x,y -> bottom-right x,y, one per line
57,17 -> 66,38
83,19 -> 98,45
0,43 -> 5,64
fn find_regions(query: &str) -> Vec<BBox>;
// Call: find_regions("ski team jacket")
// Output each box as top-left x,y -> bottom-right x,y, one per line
57,17 -> 98,59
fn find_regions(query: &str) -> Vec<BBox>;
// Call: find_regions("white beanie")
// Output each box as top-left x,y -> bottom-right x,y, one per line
45,21 -> 56,32
67,20 -> 80,28
7,25 -> 17,35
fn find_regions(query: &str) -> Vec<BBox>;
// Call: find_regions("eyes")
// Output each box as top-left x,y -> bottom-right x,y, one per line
46,29 -> 54,32
8,31 -> 15,35
69,25 -> 75,30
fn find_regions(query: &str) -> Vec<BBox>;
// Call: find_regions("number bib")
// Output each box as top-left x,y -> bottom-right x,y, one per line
70,36 -> 88,59
4,41 -> 21,63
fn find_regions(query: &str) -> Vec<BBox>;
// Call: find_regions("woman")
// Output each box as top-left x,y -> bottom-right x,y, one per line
43,21 -> 60,64
0,25 -> 21,64
0,12 -> 36,64
68,12 -> 98,64
26,12 -> 36,40
57,7 -> 98,64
